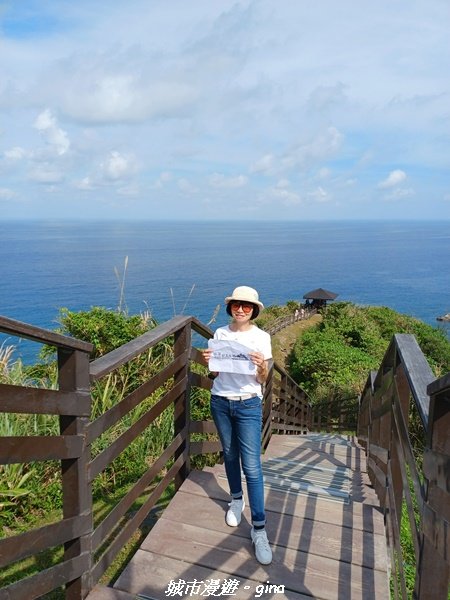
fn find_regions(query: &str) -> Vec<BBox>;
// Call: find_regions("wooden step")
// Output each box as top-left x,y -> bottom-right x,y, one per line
207,457 -> 378,506
266,435 -> 367,471
262,456 -> 351,503
86,585 -> 138,599
159,488 -> 388,571
113,549 -> 312,600
92,433 -> 389,600
112,475 -> 389,600
184,469 -> 384,534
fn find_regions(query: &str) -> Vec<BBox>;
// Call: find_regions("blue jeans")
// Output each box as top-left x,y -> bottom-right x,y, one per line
210,394 -> 265,527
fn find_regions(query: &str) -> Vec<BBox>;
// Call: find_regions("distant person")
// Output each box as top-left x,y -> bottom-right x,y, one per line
202,286 -> 272,565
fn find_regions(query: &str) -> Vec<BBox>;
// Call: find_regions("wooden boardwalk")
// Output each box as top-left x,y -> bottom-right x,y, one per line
88,434 -> 389,600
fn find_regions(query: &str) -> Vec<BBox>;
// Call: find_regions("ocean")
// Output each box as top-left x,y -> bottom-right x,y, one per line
1,220 -> 449,363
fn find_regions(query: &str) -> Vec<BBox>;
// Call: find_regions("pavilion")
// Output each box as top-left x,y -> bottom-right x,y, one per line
303,287 -> 339,309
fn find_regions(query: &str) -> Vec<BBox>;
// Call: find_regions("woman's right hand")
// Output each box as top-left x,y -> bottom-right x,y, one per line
202,348 -> 213,364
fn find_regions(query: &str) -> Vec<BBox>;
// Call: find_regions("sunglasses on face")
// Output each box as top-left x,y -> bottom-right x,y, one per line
230,301 -> 254,314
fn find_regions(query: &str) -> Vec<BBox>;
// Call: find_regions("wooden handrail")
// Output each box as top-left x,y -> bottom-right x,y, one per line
262,307 -> 317,335
0,314 -> 93,352
358,334 -> 450,599
1,313 -> 449,599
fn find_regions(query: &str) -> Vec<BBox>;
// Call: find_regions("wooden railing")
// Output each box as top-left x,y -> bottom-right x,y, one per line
358,334 -> 450,600
1,315 -> 449,599
0,314 -> 311,600
263,307 -> 317,335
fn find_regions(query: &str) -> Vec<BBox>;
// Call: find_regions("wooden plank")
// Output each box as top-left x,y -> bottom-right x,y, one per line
190,371 -> 213,390
190,317 -> 213,341
0,314 -> 93,352
113,550 -> 312,600
137,517 -> 389,599
427,372 -> 450,397
190,440 -> 222,455
0,553 -> 89,600
89,379 -> 185,480
189,420 -> 217,434
87,354 -> 185,444
263,441 -> 367,472
211,461 -> 379,506
0,435 -> 84,463
91,455 -> 185,586
0,514 -> 91,568
86,586 -> 136,600
108,433 -> 389,600
91,434 -> 184,550
90,316 -> 189,381
422,502 -> 450,564
181,469 -> 384,534
268,434 -> 365,453
394,333 -> 434,425
158,490 -> 388,571
0,385 -> 90,416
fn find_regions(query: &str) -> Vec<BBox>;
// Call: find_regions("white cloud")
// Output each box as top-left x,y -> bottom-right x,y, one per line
33,109 -> 70,156
154,171 -> 173,188
262,180 -> 302,206
378,169 -> 407,189
317,168 -> 331,180
250,154 -> 276,175
178,178 -> 198,194
28,164 -> 64,184
0,1 -> 448,220
0,187 -> 16,199
4,147 -> 27,160
76,151 -> 139,190
276,178 -> 290,189
383,187 -> 415,202
306,82 -> 348,113
208,173 -> 248,188
251,127 -> 343,178
100,151 -> 137,181
117,184 -> 140,196
308,186 -> 330,203
76,177 -> 95,191
62,72 -> 198,124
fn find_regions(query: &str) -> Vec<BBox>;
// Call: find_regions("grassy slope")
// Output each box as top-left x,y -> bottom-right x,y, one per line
270,313 -> 322,367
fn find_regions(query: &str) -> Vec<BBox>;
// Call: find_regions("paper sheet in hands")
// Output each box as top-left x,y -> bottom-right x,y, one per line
208,339 -> 256,375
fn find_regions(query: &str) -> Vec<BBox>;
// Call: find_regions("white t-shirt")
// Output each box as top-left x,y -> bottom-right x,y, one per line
211,324 -> 272,397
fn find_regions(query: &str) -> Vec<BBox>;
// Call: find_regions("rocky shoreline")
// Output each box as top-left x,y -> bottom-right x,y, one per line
437,313 -> 450,322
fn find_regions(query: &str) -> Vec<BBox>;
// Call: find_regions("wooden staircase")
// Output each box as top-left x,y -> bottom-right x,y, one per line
87,433 -> 389,600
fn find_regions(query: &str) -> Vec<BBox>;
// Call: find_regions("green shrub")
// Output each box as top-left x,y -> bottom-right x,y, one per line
288,301 -> 450,403
289,326 -> 376,400
56,306 -> 157,359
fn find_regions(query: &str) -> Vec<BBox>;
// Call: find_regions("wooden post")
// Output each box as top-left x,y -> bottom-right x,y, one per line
173,323 -> 191,491
58,348 -> 93,600
261,362 -> 273,449
415,375 -> 450,599
390,363 -> 410,530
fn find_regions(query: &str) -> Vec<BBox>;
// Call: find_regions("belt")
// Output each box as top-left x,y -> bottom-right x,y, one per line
226,393 -> 258,401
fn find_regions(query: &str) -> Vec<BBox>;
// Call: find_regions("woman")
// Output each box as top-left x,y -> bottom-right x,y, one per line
202,286 -> 272,565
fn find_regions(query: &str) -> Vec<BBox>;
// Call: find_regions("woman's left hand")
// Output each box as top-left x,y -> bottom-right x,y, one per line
248,351 -> 265,368
249,351 -> 268,382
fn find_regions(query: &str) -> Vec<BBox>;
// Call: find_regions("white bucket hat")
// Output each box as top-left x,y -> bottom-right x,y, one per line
225,286 -> 264,310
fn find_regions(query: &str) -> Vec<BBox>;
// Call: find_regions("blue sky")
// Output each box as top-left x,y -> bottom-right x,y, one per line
0,0 -> 449,220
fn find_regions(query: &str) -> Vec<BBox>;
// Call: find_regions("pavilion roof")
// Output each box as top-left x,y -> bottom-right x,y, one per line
303,288 -> 338,301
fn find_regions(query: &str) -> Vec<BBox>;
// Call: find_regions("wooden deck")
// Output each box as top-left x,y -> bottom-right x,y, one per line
87,434 -> 390,600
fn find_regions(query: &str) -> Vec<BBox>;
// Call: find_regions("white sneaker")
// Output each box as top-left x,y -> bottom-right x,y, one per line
251,527 -> 273,565
226,497 -> 245,526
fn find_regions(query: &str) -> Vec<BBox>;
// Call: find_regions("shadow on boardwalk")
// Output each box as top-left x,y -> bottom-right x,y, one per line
88,434 -> 389,600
